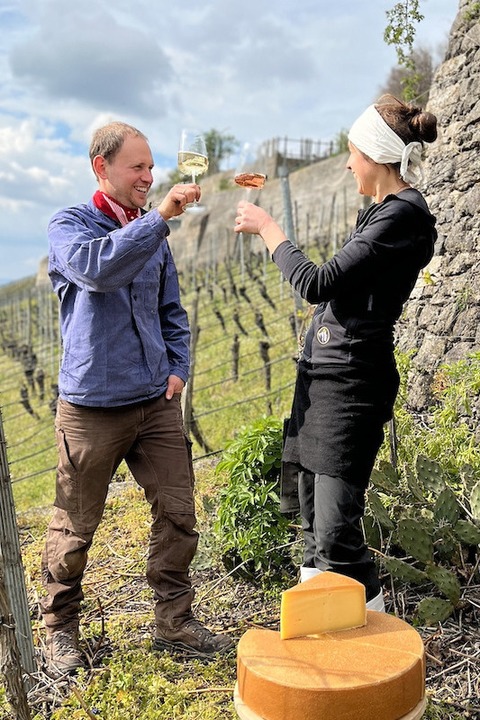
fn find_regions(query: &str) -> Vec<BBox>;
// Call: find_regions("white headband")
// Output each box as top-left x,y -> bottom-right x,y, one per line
348,104 -> 423,184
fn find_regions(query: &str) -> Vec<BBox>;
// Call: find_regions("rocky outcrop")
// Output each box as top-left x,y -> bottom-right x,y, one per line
396,0 -> 480,411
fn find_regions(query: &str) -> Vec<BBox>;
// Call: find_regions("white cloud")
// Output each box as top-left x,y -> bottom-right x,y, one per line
9,3 -> 174,116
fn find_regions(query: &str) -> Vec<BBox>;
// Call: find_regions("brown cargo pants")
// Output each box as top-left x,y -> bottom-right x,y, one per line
40,394 -> 198,631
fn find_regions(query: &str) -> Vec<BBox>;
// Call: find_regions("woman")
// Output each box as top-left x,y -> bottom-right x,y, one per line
234,95 -> 438,610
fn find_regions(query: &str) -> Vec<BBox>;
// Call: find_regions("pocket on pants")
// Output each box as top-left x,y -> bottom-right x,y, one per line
183,431 -> 195,491
163,485 -> 197,533
54,428 -> 80,513
163,433 -> 196,534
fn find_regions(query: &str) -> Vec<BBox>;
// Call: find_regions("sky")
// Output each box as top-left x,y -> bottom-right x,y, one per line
0,0 -> 459,284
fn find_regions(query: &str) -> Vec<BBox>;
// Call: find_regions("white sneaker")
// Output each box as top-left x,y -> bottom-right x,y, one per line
366,589 -> 385,612
300,566 -> 322,582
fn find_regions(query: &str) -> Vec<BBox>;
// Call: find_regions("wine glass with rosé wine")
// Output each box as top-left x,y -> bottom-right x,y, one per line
178,129 -> 209,211
234,171 -> 267,189
234,142 -> 267,191
233,143 -> 267,283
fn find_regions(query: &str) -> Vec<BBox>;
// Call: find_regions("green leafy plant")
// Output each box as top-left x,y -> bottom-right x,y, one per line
384,1 -> 425,100
379,351 -> 480,478
214,416 -> 296,582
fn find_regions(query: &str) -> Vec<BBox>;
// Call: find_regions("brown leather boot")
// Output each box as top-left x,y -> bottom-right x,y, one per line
153,617 -> 234,658
46,623 -> 85,676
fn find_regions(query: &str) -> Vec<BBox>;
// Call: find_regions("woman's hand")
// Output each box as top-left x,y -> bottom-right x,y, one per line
234,201 -> 288,254
234,201 -> 273,236
158,183 -> 201,220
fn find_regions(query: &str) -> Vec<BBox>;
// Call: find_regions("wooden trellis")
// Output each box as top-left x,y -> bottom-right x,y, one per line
0,407 -> 36,714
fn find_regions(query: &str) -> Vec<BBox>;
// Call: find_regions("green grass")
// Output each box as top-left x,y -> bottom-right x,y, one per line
184,260 -> 300,454
12,478 -> 258,719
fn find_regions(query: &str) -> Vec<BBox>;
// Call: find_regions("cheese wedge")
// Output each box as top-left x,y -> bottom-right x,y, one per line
280,571 -> 366,639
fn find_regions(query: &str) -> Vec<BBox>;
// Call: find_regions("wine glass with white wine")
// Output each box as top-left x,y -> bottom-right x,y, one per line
178,129 -> 209,211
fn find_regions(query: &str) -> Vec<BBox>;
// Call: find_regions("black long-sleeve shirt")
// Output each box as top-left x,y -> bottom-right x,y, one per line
277,188 -> 436,480
273,188 -> 436,368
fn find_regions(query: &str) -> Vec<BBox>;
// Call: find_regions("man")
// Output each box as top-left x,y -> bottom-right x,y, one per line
41,121 -> 233,676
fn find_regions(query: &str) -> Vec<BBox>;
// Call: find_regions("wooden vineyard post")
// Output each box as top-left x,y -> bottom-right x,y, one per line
231,334 -> 240,382
278,164 -> 304,339
0,406 -> 36,704
0,575 -> 32,719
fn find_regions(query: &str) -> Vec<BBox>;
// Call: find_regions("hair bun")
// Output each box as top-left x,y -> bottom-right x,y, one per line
374,93 -> 438,146
409,110 -> 438,144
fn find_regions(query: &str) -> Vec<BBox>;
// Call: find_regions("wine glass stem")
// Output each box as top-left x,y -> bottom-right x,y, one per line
191,172 -> 197,204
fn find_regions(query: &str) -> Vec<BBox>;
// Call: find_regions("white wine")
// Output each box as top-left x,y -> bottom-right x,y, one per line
178,151 -> 209,178
234,172 -> 266,189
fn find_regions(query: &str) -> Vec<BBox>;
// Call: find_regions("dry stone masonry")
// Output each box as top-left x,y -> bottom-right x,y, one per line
396,0 -> 480,414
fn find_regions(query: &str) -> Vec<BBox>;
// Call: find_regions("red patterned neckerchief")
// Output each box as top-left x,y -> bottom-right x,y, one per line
93,190 -> 142,226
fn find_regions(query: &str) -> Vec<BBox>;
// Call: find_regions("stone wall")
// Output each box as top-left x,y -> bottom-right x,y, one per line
396,0 -> 480,414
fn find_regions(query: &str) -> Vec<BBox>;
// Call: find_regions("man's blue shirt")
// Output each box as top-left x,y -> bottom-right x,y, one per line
48,200 -> 190,407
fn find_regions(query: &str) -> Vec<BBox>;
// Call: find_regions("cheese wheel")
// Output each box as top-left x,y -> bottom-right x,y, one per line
237,612 -> 425,720
234,687 -> 427,720
280,571 -> 366,639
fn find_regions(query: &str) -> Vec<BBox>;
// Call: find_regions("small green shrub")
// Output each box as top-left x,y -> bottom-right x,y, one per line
379,351 -> 480,478
214,416 -> 296,582
464,2 -> 480,22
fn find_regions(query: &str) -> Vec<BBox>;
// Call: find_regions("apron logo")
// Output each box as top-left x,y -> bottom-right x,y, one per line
316,326 -> 330,345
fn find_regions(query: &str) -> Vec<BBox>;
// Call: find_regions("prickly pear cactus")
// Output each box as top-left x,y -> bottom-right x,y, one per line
370,456 -> 479,625
453,519 -> 480,545
366,489 -> 395,530
384,557 -> 427,585
370,460 -> 401,494
470,481 -> 480,522
426,565 -> 461,605
416,597 -> 455,625
432,525 -> 457,560
362,514 -> 382,550
396,518 -> 434,565
434,487 -> 461,525
416,455 -> 445,495
461,464 -> 478,496
404,465 -> 425,502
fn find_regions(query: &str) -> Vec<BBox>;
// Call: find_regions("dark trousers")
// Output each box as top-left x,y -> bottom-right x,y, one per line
40,394 -> 198,631
298,470 -> 380,601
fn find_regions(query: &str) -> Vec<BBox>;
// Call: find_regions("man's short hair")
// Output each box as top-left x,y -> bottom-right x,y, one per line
89,121 -> 148,173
